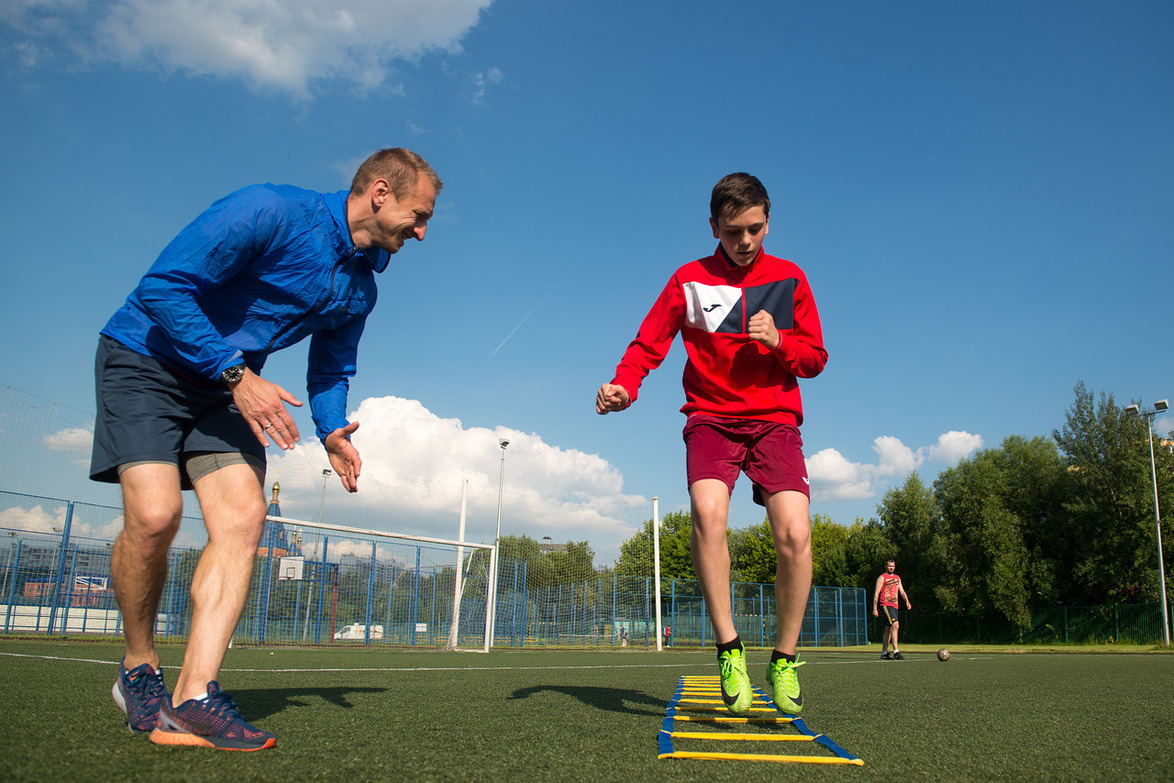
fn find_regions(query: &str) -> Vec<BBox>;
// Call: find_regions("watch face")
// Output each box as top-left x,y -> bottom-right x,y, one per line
222,365 -> 244,384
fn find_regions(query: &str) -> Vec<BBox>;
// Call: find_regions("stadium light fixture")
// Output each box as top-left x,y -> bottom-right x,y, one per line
1125,400 -> 1171,646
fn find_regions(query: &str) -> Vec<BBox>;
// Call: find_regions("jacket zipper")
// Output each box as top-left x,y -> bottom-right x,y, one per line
262,248 -> 357,354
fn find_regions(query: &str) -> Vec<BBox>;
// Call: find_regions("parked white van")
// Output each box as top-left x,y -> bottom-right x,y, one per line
333,624 -> 385,640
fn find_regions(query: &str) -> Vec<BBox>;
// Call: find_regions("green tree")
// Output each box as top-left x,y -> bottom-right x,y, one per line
876,472 -> 938,590
1053,381 -> 1174,604
811,514 -> 852,587
931,443 -> 1041,628
729,519 -> 776,584
841,517 -> 894,591
615,510 -> 695,579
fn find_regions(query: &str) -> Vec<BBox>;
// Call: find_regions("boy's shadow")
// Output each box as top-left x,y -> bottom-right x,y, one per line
229,686 -> 387,721
508,685 -> 664,717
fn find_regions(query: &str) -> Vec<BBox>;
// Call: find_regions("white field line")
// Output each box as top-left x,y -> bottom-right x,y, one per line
0,650 -> 987,672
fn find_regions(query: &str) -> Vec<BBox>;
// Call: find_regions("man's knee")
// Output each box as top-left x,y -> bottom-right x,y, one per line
120,502 -> 183,552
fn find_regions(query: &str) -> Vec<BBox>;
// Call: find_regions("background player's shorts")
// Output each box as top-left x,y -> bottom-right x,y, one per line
89,335 -> 265,490
683,415 -> 809,506
880,605 -> 899,627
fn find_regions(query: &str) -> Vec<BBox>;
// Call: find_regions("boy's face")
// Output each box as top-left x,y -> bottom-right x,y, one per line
710,205 -> 769,267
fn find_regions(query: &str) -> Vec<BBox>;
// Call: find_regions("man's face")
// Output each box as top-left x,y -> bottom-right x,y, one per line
710,205 -> 769,267
886,562 -> 896,574
373,171 -> 437,254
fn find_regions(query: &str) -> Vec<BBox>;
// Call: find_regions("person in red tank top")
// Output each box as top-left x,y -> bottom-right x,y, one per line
873,559 -> 912,659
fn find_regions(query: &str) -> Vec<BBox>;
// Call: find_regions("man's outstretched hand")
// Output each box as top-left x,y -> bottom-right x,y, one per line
325,422 -> 362,492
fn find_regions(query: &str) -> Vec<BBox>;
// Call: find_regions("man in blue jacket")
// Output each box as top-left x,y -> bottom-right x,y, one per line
92,148 -> 441,751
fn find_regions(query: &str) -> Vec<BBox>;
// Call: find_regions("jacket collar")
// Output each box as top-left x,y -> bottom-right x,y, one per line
324,189 -> 391,273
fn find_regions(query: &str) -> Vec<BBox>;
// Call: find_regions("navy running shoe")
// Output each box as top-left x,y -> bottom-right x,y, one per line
112,659 -> 168,734
150,681 -> 276,751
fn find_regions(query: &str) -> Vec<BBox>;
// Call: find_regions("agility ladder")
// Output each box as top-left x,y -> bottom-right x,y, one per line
658,675 -> 863,765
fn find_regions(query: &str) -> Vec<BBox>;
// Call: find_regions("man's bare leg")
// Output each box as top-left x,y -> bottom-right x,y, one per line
171,462 -> 267,704
689,478 -> 737,644
112,463 -> 184,671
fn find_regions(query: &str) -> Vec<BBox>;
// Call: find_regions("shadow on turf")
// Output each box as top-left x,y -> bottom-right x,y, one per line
225,686 -> 387,721
508,685 -> 664,716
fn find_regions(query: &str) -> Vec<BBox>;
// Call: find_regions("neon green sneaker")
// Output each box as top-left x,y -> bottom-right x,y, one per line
718,644 -> 753,715
768,657 -> 806,714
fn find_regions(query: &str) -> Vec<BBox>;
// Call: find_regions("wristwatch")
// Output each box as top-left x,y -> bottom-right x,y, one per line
220,364 -> 245,385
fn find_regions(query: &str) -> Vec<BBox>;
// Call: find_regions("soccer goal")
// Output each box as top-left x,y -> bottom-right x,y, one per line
258,513 -> 495,652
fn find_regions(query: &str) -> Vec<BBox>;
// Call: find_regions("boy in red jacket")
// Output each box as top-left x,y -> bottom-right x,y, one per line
596,173 -> 827,715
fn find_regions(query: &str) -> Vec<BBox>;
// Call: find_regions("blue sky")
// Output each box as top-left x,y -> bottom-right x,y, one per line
1,0 -> 1171,566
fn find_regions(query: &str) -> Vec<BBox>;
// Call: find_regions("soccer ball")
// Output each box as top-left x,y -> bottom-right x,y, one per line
937,648 -> 950,662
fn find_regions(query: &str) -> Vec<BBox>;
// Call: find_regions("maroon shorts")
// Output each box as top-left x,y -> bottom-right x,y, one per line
682,415 -> 809,506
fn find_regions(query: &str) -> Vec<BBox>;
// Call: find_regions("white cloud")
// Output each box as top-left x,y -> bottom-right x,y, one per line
872,435 -> 920,476
266,396 -> 649,565
807,431 -> 983,505
43,426 -> 93,453
0,504 -> 65,534
924,430 -> 984,466
3,0 -> 495,96
806,448 -> 874,501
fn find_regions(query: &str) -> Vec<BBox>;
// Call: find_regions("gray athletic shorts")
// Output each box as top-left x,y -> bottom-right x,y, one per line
89,335 -> 265,490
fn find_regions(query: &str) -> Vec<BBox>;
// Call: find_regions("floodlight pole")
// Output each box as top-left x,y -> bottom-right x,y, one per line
489,439 -> 509,648
1126,400 -> 1170,647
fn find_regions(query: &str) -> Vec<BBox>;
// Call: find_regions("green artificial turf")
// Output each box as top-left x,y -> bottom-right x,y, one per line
1,639 -> 1172,781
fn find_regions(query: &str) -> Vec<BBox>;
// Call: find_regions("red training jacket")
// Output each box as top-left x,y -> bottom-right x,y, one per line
611,245 -> 827,426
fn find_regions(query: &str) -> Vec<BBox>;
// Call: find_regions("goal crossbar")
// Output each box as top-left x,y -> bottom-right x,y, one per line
266,515 -> 494,552
265,514 -> 496,652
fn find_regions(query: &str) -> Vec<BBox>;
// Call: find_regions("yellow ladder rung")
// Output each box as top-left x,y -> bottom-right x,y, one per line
677,697 -> 769,705
659,751 -> 864,765
664,730 -> 815,742
672,715 -> 793,724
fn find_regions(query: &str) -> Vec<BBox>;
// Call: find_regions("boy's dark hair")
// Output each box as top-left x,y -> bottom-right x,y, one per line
710,172 -> 770,222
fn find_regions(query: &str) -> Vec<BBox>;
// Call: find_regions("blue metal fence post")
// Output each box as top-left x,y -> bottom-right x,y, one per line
511,560 -> 521,646
813,587 -> 819,646
259,525 -> 275,643
315,536 -> 329,643
520,560 -> 528,648
365,541 -> 378,645
409,546 -> 420,647
4,539 -> 21,634
759,583 -> 765,648
65,545 -> 80,634
46,502 -> 74,635
670,579 -> 676,647
165,549 -> 180,637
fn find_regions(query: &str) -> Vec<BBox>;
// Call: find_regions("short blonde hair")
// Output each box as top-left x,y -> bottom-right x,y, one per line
351,148 -> 443,199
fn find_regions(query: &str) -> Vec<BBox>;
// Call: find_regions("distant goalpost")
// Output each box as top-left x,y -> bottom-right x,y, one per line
265,509 -> 496,653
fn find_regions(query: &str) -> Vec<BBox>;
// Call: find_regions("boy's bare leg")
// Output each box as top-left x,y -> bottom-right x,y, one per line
763,489 -> 812,657
689,478 -> 737,644
112,463 -> 184,671
171,462 -> 267,704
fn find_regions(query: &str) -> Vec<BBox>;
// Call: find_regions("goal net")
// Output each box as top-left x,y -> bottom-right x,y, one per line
256,514 -> 494,652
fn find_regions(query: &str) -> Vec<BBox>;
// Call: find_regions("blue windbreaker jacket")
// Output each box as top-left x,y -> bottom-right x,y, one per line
101,184 -> 389,441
